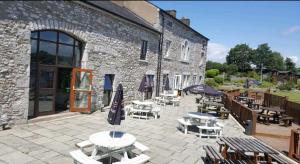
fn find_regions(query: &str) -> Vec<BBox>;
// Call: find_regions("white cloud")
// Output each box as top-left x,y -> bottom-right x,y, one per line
283,55 -> 300,67
282,26 -> 300,36
207,42 -> 229,63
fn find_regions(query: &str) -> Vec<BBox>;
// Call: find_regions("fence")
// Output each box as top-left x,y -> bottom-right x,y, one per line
223,92 -> 257,135
263,92 -> 300,124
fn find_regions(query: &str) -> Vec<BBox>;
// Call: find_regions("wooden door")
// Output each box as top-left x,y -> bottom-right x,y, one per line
69,68 -> 93,112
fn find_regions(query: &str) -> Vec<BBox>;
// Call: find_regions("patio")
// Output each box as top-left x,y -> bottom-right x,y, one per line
0,95 -> 247,164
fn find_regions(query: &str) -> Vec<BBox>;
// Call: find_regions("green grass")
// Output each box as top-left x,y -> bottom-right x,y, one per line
272,90 -> 300,103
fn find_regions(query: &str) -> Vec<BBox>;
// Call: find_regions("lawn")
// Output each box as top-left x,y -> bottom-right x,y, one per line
272,90 -> 300,103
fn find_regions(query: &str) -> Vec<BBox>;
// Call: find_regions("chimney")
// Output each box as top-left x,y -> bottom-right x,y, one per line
165,10 -> 176,18
180,17 -> 190,26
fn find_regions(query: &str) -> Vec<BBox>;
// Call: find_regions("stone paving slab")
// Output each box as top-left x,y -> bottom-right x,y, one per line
0,95 -> 247,164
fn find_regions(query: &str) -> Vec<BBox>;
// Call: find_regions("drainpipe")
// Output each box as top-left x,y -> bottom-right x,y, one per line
155,11 -> 165,97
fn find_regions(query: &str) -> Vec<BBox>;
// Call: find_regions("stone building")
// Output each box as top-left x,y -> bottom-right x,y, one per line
0,1 -> 208,124
114,1 -> 209,95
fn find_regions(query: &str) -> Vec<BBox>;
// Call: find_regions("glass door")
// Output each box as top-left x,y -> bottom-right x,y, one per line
37,66 -> 56,115
69,68 -> 93,112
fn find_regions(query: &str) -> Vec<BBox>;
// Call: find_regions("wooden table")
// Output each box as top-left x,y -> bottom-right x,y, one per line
260,106 -> 285,124
220,137 -> 278,163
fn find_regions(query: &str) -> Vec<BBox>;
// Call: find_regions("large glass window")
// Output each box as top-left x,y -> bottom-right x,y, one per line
30,30 -> 82,67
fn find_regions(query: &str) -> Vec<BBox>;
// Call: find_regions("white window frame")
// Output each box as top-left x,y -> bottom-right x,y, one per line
182,75 -> 190,88
181,40 -> 189,61
174,75 -> 182,90
165,40 -> 172,57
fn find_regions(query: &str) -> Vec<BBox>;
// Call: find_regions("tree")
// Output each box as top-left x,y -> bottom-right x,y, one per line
206,61 -> 223,71
226,44 -> 253,72
269,52 -> 284,70
285,57 -> 296,72
223,64 -> 238,75
252,43 -> 272,69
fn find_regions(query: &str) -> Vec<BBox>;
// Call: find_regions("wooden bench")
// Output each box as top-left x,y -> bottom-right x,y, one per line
220,159 -> 247,164
177,118 -> 192,134
203,145 -> 224,164
280,116 -> 293,127
269,154 -> 290,164
257,114 -> 272,125
112,154 -> 150,164
70,150 -> 103,164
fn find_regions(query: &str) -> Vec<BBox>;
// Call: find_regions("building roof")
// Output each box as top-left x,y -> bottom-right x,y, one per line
81,1 -> 161,34
148,1 -> 209,41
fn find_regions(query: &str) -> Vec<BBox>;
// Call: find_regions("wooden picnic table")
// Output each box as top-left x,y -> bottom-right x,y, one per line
204,101 -> 224,107
259,106 -> 285,124
219,137 -> 278,163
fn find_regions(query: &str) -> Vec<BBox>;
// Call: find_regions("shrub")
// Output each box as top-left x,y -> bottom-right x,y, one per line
278,81 -> 295,91
206,69 -> 220,78
214,76 -> 223,84
259,81 -> 273,88
247,71 -> 260,80
205,79 -> 219,88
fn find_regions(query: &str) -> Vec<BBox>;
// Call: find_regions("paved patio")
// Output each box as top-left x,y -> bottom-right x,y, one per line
0,95 -> 247,164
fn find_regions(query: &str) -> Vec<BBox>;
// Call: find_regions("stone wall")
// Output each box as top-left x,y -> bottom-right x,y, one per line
160,13 -> 207,91
0,1 -> 159,124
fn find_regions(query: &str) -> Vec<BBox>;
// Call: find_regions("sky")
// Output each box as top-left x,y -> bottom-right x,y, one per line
151,1 -> 300,66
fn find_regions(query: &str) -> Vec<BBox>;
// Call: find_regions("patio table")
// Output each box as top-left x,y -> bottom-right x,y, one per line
220,137 -> 278,163
132,100 -> 154,107
260,106 -> 285,123
90,131 -> 136,161
187,112 -> 217,127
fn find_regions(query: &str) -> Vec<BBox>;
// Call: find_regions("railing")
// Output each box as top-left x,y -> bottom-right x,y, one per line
224,89 -> 240,98
223,92 -> 257,135
264,92 -> 300,124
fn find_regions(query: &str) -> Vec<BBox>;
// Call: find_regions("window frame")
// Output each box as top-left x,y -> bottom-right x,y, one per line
165,40 -> 172,57
30,30 -> 82,68
140,40 -> 148,61
174,75 -> 182,90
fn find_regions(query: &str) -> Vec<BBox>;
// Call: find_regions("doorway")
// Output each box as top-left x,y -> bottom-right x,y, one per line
103,74 -> 115,107
29,30 -> 82,118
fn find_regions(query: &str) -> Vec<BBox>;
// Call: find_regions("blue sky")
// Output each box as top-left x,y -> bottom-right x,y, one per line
151,1 -> 300,66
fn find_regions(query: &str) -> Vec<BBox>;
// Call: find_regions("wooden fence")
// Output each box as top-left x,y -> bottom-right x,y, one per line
223,93 -> 257,135
263,92 -> 300,124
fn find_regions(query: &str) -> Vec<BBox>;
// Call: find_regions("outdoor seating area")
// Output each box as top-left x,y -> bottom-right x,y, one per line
70,131 -> 150,164
177,112 -> 223,138
233,92 -> 295,127
203,137 -> 292,164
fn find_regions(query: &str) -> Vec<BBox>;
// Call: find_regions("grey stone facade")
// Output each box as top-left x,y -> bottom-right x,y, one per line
0,1 -> 208,124
0,1 -> 160,124
159,13 -> 208,92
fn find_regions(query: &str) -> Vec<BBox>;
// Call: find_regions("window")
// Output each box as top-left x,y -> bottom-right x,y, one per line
174,75 -> 182,89
140,40 -> 148,60
182,75 -> 190,88
167,21 -> 173,27
162,74 -> 168,86
181,40 -> 189,61
193,75 -> 197,85
199,76 -> 203,83
30,30 -> 82,67
165,40 -> 171,57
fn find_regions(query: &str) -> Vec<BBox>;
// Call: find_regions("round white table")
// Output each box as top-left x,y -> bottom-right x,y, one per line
187,112 -> 216,120
132,100 -> 154,106
89,131 -> 136,161
90,131 -> 136,150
